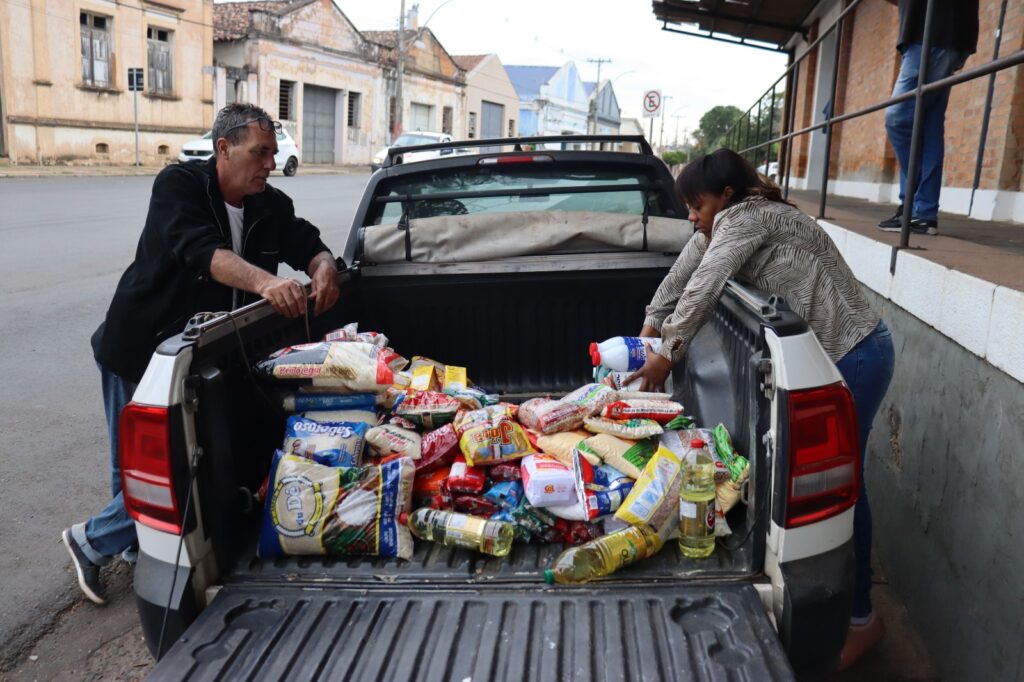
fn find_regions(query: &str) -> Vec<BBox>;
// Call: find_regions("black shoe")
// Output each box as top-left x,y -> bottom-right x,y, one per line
909,219 -> 938,235
62,528 -> 106,605
877,205 -> 904,230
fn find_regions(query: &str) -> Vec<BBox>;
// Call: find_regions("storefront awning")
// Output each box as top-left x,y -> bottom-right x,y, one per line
652,0 -> 815,51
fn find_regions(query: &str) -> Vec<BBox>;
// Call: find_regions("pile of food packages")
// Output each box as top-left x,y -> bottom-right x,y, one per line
252,323 -> 750,581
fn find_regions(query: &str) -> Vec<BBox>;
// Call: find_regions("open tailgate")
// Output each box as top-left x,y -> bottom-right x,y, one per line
149,582 -> 793,681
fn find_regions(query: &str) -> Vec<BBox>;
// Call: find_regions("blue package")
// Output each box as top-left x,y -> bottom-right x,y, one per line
282,415 -> 367,467
483,480 -> 524,511
284,393 -> 376,413
589,464 -> 632,491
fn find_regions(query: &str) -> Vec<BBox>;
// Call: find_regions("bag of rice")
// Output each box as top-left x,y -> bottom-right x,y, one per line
365,424 -> 422,460
601,399 -> 684,424
536,430 -> 595,466
560,383 -> 617,416
283,393 -> 377,413
579,434 -> 657,479
323,322 -> 389,348
455,404 -> 535,466
614,445 -> 682,528
303,408 -> 378,428
256,342 -> 407,394
282,415 -> 367,467
583,416 -> 664,439
394,391 -> 461,430
518,398 -> 589,435
258,451 -> 414,560
520,454 -> 577,507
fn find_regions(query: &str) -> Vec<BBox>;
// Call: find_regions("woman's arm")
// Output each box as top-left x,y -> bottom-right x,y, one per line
641,232 -> 708,333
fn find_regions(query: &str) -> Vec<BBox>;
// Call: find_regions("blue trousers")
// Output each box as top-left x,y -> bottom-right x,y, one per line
835,320 -> 895,619
72,364 -> 139,565
884,44 -> 970,221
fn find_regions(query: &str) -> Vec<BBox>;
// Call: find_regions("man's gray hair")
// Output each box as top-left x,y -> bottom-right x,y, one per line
212,103 -> 273,146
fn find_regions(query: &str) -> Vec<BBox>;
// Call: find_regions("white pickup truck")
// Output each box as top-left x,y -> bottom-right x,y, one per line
124,136 -> 859,681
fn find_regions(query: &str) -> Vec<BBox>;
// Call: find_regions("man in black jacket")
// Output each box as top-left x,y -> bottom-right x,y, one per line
62,103 -> 340,604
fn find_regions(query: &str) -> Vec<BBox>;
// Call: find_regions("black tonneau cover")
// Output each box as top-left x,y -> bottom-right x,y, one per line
150,582 -> 793,681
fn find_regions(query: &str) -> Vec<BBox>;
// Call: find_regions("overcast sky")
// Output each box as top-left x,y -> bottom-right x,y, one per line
222,0 -> 790,141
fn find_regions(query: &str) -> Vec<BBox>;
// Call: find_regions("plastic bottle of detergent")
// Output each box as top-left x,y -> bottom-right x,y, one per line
544,524 -> 664,584
407,508 -> 514,557
589,336 -> 663,372
678,438 -> 716,559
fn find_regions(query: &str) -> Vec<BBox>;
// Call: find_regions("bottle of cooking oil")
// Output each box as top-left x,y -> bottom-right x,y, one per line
544,525 -> 664,584
407,508 -> 514,557
679,438 -> 716,558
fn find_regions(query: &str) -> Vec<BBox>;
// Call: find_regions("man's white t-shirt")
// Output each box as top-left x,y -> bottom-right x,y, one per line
224,202 -> 244,255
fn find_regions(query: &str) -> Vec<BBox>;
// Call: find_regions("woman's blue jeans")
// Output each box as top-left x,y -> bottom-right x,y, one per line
835,320 -> 895,619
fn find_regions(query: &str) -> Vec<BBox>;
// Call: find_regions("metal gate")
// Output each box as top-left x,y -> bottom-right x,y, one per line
302,85 -> 337,164
481,101 -> 503,139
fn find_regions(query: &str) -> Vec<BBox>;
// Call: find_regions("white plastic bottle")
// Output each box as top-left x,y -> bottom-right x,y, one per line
589,336 -> 663,372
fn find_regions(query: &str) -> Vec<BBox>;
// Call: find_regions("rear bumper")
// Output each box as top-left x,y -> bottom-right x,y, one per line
779,539 -> 854,680
134,549 -> 199,658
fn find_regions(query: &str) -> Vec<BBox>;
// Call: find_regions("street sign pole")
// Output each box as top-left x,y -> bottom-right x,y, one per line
128,67 -> 143,166
133,87 -> 140,166
642,89 -> 662,149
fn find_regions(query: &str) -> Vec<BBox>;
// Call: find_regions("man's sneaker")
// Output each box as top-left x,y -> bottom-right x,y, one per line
62,528 -> 106,605
877,205 -> 904,230
909,218 -> 938,235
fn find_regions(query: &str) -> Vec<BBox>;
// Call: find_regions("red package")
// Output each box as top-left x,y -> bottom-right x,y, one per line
256,473 -> 270,504
566,520 -> 602,546
413,468 -> 449,498
389,415 -> 419,430
447,456 -> 485,494
487,462 -> 522,482
418,423 -> 460,472
453,495 -> 499,517
435,480 -> 454,509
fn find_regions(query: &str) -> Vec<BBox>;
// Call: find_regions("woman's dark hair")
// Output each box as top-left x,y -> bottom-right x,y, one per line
675,148 -> 793,209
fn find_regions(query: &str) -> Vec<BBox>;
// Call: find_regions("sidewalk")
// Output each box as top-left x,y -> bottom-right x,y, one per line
0,159 -> 370,179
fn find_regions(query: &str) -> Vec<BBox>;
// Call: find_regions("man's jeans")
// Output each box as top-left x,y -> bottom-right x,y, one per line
835,321 -> 895,619
885,43 -> 970,222
71,364 -> 139,565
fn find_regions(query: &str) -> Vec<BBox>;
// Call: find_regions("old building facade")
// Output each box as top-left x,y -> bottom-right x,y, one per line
363,27 -> 466,141
454,54 -> 518,140
508,62 -> 590,144
214,0 -> 384,165
0,0 -> 213,164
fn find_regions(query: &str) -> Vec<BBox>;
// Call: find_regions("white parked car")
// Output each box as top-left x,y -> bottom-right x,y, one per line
179,129 -> 301,176
370,131 -> 464,171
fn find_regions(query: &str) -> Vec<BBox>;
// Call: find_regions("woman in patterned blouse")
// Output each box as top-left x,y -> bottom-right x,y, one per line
628,149 -> 895,669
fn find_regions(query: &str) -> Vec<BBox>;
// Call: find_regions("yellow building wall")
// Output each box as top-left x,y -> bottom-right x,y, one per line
0,0 -> 212,164
463,55 -> 519,140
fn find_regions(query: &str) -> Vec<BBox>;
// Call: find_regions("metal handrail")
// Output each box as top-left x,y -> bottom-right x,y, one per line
720,0 -> 1022,273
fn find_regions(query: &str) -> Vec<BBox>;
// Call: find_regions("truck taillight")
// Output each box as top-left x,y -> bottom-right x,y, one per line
785,383 -> 859,528
120,402 -> 181,534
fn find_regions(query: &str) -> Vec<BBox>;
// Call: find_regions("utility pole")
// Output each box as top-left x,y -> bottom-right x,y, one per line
586,58 -> 611,146
394,0 -> 407,142
659,95 -> 673,149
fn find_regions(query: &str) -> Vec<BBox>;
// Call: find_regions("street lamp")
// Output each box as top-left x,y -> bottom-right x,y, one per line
394,0 -> 456,140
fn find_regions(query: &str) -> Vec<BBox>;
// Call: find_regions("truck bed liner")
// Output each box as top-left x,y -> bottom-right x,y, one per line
151,583 -> 793,681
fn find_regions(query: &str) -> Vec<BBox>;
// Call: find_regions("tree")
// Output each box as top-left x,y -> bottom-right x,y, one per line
693,105 -> 743,155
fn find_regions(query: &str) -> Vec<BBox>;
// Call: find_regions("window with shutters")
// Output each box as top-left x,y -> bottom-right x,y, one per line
347,92 -> 361,129
80,12 -> 111,88
279,80 -> 295,120
442,106 -> 453,135
410,103 -> 432,131
147,27 -> 173,95
468,112 -> 477,139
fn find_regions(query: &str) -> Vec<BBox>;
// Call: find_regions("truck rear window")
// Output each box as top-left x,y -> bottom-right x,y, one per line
370,166 -> 670,225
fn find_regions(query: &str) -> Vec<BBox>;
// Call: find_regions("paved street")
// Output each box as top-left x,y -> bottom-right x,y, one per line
0,171 -> 371,671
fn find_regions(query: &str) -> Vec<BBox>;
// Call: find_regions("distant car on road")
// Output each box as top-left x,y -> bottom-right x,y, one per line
371,131 -> 464,171
179,129 -> 301,176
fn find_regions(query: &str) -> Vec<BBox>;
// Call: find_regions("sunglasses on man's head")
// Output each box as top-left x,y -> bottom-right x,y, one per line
224,116 -> 283,135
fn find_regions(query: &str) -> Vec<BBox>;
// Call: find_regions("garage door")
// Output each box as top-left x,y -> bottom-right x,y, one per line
302,85 -> 337,164
481,101 -> 503,139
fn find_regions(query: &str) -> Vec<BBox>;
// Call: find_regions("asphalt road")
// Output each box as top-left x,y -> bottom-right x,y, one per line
0,172 -> 370,669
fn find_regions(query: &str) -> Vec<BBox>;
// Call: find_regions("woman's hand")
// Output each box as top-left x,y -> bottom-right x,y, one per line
625,350 -> 673,392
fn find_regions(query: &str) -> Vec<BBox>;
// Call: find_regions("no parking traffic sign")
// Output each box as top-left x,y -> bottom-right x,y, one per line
642,89 -> 662,118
